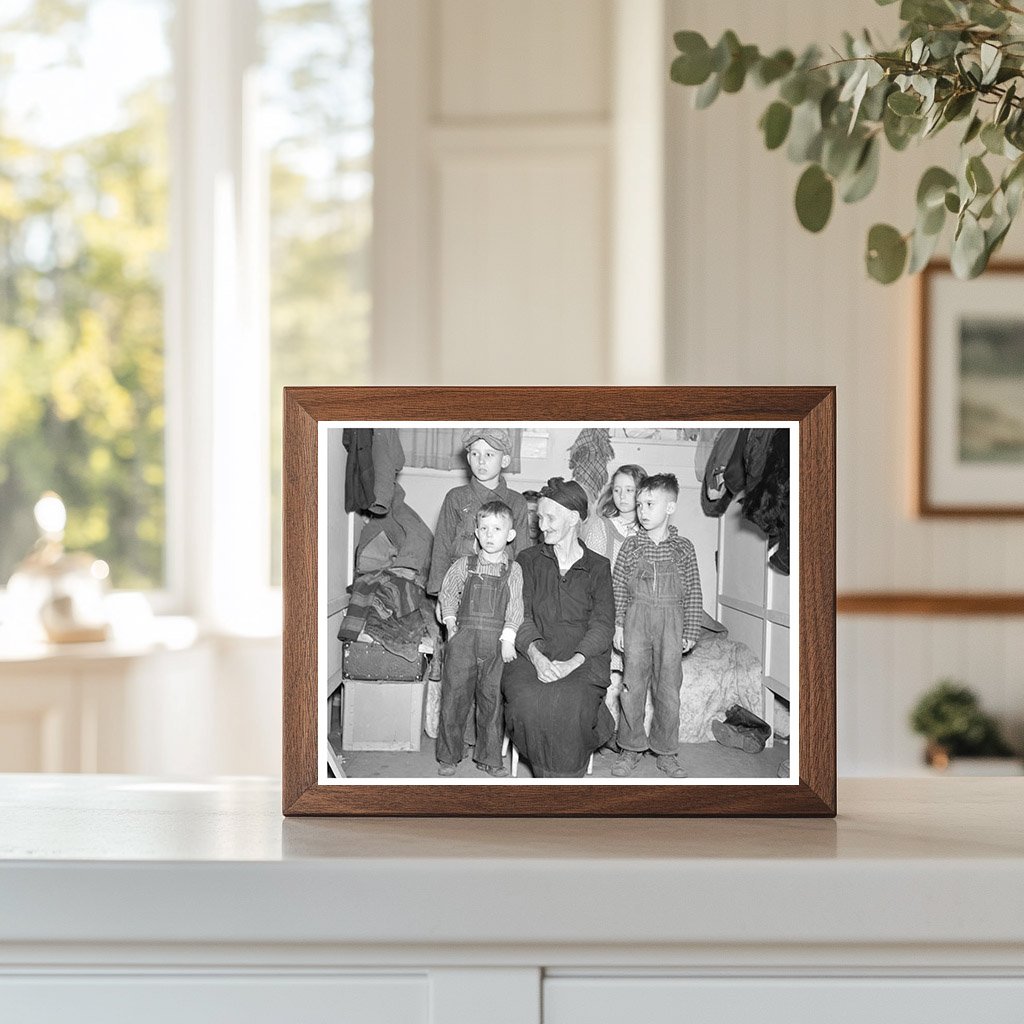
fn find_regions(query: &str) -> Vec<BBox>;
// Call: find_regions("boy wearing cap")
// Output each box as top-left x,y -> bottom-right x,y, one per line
426,429 -> 531,596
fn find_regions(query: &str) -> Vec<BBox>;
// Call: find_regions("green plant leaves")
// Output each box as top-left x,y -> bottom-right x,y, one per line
753,49 -> 795,87
672,31 -> 712,86
952,210 -> 987,278
917,166 -> 957,209
866,224 -> 907,283
888,90 -> 921,115
668,11 -> 1024,283
967,154 -> 995,196
787,100 -> 823,162
981,121 -> 1006,155
760,101 -> 792,150
795,164 -> 834,231
842,136 -> 880,202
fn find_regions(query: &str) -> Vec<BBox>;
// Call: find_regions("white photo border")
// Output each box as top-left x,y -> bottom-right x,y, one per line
318,420 -> 799,786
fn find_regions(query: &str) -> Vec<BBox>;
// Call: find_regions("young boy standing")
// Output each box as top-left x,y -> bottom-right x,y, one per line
435,501 -> 523,777
426,428 -> 531,596
610,473 -> 703,778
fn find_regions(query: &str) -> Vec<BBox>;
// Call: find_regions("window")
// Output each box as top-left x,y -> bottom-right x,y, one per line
0,0 -> 373,620
261,0 -> 372,583
0,0 -> 172,589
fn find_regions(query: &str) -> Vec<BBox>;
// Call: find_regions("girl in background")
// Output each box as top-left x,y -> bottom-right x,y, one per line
581,464 -> 646,570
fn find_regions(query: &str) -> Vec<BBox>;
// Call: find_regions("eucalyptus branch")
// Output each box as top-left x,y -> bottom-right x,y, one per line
670,2 -> 1024,283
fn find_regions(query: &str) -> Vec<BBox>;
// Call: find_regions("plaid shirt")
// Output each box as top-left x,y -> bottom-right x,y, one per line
612,525 -> 703,644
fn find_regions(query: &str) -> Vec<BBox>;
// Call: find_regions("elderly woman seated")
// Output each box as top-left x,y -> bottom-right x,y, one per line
501,478 -> 615,778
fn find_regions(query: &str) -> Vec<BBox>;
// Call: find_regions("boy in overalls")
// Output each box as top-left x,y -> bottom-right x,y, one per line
435,501 -> 524,777
610,474 -> 703,778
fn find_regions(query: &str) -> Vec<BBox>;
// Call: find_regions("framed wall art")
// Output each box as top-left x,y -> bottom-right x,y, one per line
282,387 -> 836,816
917,261 -> 1024,517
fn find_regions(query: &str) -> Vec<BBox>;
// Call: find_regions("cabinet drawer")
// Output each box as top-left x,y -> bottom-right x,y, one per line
0,974 -> 428,1024
544,977 -> 1024,1022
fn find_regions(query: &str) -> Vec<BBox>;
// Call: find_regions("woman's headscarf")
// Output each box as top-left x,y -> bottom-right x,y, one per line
539,477 -> 588,521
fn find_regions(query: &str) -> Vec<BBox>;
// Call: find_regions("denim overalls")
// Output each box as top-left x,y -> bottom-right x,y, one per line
617,550 -> 686,756
436,556 -> 510,768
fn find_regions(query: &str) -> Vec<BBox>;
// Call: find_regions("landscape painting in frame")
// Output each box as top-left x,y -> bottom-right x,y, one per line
919,262 -> 1024,516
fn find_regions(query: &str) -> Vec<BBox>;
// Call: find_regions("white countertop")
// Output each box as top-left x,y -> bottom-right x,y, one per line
1,775 -> 1022,957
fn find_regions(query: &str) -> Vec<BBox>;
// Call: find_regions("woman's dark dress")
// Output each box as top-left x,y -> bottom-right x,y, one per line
502,542 -> 616,777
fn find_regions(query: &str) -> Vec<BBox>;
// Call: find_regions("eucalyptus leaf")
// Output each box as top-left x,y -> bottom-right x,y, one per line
980,42 -> 1002,87
888,91 -> 921,115
795,164 -> 834,232
694,73 -> 721,109
926,30 -> 962,60
842,137 -> 881,203
710,31 -> 740,73
820,85 -> 841,126
945,190 -> 961,213
917,166 -> 957,210
951,211 -> 986,278
760,102 -> 793,150
922,103 -> 946,137
671,36 -> 713,87
967,154 -> 995,195
861,80 -> 892,122
962,115 -> 983,145
779,74 -> 807,106
787,100 -> 824,162
995,82 -> 1017,124
913,75 -> 937,113
921,200 -> 946,235
970,2 -> 1009,30
884,106 -> 920,150
981,122 -> 1005,155
908,221 -> 942,273
942,92 -> 974,122
754,49 -> 795,87
986,213 -> 1012,259
721,45 -> 759,93
1003,157 -> 1024,216
866,223 -> 908,283
822,128 -> 864,177
1006,171 -> 1024,218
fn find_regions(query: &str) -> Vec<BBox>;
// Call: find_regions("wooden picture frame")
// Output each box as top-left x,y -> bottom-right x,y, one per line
917,261 -> 1024,517
283,387 -> 836,816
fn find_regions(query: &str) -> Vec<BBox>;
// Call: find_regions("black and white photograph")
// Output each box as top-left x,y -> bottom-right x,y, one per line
319,422 -> 797,785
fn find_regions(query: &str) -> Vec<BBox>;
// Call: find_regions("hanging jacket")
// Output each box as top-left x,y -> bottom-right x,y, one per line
343,428 -> 375,514
742,429 -> 790,575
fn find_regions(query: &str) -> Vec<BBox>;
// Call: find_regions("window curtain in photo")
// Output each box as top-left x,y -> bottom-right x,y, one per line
398,428 -> 523,473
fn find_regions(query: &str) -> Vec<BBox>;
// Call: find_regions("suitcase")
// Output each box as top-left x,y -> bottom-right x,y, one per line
342,639 -> 426,682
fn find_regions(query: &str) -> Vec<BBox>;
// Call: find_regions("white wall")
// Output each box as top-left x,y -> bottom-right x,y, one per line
373,0 -> 664,385
176,0 -> 1023,779
665,0 -> 1024,773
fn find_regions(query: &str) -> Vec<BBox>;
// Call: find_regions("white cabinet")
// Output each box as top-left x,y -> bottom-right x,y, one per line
544,978 -> 1024,1022
2,976 -> 429,1024
2,777 -> 1022,1021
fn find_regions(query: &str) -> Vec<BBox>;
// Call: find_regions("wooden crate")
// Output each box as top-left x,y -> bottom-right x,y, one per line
341,676 -> 427,752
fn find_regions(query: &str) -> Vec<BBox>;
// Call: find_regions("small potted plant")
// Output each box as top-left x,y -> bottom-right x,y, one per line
910,679 -> 1017,771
